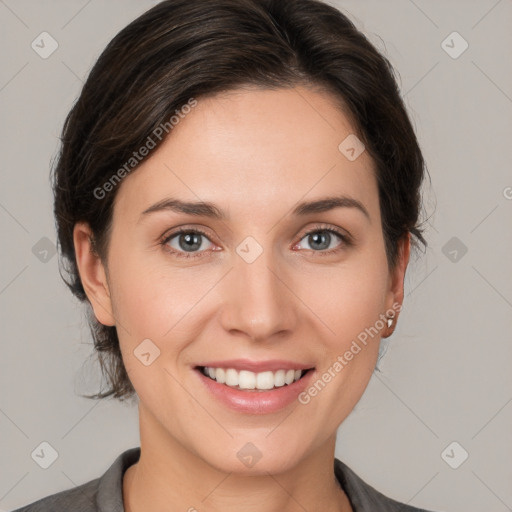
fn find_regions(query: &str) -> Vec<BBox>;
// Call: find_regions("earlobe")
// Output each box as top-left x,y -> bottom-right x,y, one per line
73,222 -> 116,326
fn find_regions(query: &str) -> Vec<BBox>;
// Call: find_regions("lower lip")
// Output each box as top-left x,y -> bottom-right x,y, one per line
195,368 -> 315,415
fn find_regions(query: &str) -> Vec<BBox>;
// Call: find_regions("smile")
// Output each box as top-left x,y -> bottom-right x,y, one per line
199,366 -> 307,391
194,361 -> 315,414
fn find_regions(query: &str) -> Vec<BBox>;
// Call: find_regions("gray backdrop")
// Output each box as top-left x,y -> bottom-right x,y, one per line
1,1 -> 511,511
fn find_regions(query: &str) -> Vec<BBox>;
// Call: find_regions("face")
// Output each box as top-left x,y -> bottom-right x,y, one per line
75,85 -> 409,475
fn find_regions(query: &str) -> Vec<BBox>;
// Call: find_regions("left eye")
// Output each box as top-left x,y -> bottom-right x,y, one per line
296,229 -> 344,252
164,230 -> 214,256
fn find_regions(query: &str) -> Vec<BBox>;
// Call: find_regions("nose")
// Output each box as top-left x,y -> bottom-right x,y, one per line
219,248 -> 298,343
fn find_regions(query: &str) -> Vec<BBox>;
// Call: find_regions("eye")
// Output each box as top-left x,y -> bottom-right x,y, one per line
161,228 -> 215,259
294,226 -> 351,255
160,224 -> 352,260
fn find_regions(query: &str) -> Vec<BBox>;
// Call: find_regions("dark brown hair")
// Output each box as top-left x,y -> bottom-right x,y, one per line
53,0 -> 429,401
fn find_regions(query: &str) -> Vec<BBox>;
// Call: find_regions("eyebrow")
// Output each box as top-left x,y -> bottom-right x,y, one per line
139,195 -> 370,222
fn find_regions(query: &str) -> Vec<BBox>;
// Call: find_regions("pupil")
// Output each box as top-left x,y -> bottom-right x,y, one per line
180,233 -> 201,251
310,231 -> 330,250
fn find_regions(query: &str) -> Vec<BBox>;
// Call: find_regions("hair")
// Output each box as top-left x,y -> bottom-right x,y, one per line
52,0 -> 430,401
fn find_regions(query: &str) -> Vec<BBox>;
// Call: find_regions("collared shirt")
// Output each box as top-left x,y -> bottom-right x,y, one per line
11,447 -> 437,512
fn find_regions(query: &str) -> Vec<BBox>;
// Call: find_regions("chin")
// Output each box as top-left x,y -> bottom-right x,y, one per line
190,431 -> 314,476
210,449 -> 305,476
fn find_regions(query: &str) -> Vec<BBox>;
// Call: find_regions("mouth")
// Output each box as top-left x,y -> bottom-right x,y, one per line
196,366 -> 313,392
193,359 -> 316,414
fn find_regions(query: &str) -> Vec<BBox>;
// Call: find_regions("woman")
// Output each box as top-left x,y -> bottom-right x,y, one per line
13,0 -> 438,510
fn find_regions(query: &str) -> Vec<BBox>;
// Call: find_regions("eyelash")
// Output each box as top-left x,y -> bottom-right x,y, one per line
160,225 -> 352,260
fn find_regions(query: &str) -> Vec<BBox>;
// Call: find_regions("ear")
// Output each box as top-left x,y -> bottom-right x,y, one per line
383,232 -> 411,337
73,222 -> 116,326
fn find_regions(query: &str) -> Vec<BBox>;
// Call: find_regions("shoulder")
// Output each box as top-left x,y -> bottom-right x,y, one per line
334,458 -> 439,512
9,477 -> 100,512
10,447 -> 141,512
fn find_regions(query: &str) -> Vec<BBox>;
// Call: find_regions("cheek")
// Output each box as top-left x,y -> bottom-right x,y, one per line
298,243 -> 389,416
107,248 -> 223,371
107,243 -> 192,332
307,249 -> 390,349
321,249 -> 389,401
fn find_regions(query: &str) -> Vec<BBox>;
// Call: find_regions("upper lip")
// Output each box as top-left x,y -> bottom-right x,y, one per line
195,359 -> 315,372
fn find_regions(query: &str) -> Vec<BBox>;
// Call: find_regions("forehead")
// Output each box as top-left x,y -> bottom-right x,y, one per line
114,86 -> 379,224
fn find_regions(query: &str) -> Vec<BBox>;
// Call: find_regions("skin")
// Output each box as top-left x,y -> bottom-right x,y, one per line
74,85 -> 410,512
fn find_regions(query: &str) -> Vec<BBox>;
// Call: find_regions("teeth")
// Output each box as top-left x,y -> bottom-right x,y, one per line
256,371 -> 274,390
239,370 -> 256,390
274,369 -> 286,387
202,367 -> 305,390
225,368 -> 238,386
216,368 -> 226,384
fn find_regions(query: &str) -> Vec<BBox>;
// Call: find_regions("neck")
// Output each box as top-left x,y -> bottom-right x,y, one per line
123,404 -> 353,512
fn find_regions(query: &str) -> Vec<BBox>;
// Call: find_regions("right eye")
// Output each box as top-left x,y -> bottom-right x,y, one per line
161,228 -> 216,259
